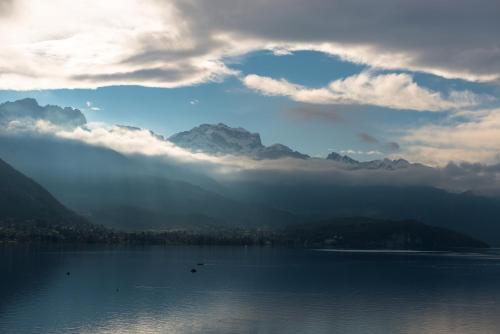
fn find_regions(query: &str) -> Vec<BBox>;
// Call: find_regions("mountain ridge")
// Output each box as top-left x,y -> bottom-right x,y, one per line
0,98 -> 86,129
2,98 -> 500,244
326,152 -> 419,170
0,157 -> 114,243
0,98 -> 415,169
168,122 -> 310,160
0,155 -> 490,250
168,122 -> 415,168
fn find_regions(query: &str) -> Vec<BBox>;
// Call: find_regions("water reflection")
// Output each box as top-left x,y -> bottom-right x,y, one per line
1,246 -> 500,333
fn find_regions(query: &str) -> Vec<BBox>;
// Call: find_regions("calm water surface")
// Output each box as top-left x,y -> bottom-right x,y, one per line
1,246 -> 500,334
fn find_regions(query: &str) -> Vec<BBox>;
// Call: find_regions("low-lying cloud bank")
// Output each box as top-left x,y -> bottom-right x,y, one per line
1,114 -> 499,197
1,98 -> 499,196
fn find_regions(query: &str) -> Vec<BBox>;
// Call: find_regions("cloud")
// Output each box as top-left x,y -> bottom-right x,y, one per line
0,0 -> 240,90
242,72 -> 485,111
358,133 -> 401,153
340,149 -> 382,156
21,120 -> 271,174
175,0 -> 500,82
403,108 -> 500,165
1,0 -> 500,89
287,105 -> 345,123
85,101 -> 101,111
0,0 -> 14,16
2,107 -> 500,196
358,133 -> 378,144
385,141 -> 400,152
2,97 -> 498,179
56,124 -> 247,168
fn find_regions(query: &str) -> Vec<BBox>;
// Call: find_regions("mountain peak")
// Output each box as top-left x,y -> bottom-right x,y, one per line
359,158 -> 411,170
15,98 -> 40,109
169,123 -> 263,155
0,98 -> 87,129
326,152 -> 359,164
169,123 -> 310,160
258,143 -> 310,160
327,151 -> 415,170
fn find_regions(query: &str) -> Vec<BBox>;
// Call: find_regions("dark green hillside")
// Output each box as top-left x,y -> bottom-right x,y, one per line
0,158 -> 111,243
282,217 -> 488,250
0,157 -> 79,223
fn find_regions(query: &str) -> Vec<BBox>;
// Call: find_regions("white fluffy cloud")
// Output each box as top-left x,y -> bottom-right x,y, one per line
1,0 -> 500,90
403,108 -> 500,165
50,123 -> 240,167
242,72 -> 484,111
26,121 -> 309,173
0,0 -> 240,89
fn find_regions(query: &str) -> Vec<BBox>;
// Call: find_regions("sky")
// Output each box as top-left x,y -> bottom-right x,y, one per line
0,0 -> 500,165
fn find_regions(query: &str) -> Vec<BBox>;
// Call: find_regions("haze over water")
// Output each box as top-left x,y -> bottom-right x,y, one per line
2,246 -> 500,334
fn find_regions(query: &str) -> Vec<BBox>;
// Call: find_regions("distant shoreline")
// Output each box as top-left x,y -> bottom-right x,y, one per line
1,217 -> 489,252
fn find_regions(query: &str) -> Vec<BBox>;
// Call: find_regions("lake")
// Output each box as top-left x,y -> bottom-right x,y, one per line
1,246 -> 500,333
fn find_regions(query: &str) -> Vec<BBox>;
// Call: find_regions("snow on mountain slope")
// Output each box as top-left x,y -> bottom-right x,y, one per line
168,123 -> 309,160
326,152 -> 417,170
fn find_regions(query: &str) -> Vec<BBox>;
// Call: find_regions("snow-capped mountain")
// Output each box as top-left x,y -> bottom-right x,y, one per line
359,158 -> 413,170
0,99 -> 416,169
327,151 -> 415,170
326,152 -> 359,165
168,123 -> 309,160
169,123 -> 416,168
258,143 -> 309,160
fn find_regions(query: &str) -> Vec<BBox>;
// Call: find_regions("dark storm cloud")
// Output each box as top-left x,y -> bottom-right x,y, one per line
171,0 -> 500,81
